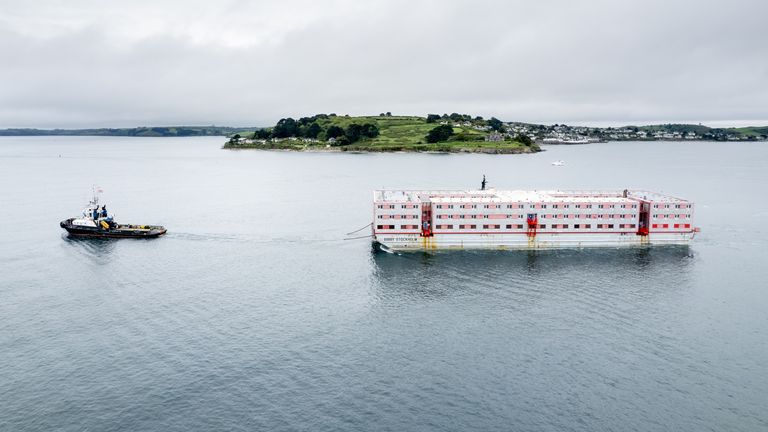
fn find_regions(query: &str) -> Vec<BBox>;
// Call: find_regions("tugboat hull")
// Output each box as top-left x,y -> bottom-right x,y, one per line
60,218 -> 166,238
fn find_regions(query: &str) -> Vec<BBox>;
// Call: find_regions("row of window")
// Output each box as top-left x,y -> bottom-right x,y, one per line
434,203 -> 640,210
376,204 -> 419,209
434,213 -> 638,220
377,202 -> 691,210
653,214 -> 692,219
437,214 -> 513,219
376,223 -> 694,231
376,211 -> 641,219
376,224 -> 419,230
430,209 -> 639,216
376,224 -> 640,231
435,224 -> 506,230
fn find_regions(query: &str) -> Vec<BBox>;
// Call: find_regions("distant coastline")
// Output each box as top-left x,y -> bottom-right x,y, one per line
2,117 -> 766,153
0,126 -> 243,137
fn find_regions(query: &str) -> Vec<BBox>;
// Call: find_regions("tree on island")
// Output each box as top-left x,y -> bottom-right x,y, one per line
345,124 -> 364,143
447,113 -> 472,122
425,125 -> 454,143
304,122 -> 322,139
488,117 -> 505,132
228,133 -> 241,145
515,133 -> 533,146
272,118 -> 299,138
326,125 -> 345,139
333,135 -> 350,146
341,123 -> 380,145
359,123 -> 379,138
253,129 -> 271,139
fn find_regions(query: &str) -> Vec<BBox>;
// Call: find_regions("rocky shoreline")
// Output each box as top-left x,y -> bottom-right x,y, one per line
223,143 -> 541,154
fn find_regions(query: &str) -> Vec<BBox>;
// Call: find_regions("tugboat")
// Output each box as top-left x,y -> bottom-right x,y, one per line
60,188 -> 167,238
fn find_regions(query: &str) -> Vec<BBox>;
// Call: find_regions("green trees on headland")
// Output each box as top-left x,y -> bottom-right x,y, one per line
425,125 -> 455,143
515,133 -> 533,146
426,113 -> 483,124
251,114 -> 379,146
325,125 -> 344,139
341,123 -> 380,143
487,117 -> 504,132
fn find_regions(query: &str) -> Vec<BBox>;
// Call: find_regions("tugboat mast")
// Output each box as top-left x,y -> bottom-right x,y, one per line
90,185 -> 101,206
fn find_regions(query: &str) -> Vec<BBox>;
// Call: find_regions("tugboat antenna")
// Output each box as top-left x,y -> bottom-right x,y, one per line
90,185 -> 103,206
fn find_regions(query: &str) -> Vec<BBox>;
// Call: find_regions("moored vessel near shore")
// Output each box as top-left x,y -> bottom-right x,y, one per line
372,187 -> 698,251
60,191 -> 166,239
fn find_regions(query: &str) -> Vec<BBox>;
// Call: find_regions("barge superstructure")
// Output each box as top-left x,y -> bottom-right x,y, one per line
372,189 -> 697,251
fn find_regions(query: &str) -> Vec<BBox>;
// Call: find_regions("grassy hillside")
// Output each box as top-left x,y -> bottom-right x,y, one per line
733,126 -> 768,137
227,115 -> 538,153
637,124 -> 713,135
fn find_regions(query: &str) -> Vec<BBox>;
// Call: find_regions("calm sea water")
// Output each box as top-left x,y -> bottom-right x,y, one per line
1,137 -> 767,431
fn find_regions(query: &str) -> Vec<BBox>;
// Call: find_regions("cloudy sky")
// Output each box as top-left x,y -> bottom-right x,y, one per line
1,0 -> 766,128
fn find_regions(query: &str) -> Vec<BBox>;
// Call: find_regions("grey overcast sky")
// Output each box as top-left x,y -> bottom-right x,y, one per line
1,0 -> 766,128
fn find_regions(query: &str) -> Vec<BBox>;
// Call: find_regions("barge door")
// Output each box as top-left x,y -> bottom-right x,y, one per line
637,202 -> 650,236
526,213 -> 538,248
526,213 -> 538,237
420,201 -> 433,237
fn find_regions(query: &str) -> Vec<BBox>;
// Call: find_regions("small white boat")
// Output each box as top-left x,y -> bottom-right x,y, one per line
551,160 -> 566,166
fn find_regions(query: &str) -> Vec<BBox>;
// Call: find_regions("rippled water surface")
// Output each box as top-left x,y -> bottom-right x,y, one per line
1,137 -> 767,431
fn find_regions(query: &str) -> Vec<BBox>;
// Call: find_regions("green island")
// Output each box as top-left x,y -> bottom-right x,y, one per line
223,113 -> 540,154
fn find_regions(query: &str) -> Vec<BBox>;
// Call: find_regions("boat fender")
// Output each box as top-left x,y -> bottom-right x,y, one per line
100,220 -> 110,230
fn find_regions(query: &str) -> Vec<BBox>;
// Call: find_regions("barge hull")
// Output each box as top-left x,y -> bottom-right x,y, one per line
375,232 -> 695,251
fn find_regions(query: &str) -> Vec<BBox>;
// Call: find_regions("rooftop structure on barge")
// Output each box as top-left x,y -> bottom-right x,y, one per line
372,188 -> 697,251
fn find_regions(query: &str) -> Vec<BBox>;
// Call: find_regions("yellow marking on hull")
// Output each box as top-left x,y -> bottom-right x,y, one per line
421,235 -> 437,251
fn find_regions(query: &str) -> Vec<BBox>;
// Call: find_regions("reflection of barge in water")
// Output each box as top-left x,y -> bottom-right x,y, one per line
373,186 -> 698,251
60,190 -> 166,239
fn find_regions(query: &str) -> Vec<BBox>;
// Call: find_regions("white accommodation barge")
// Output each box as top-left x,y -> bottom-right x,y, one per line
372,189 -> 697,251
